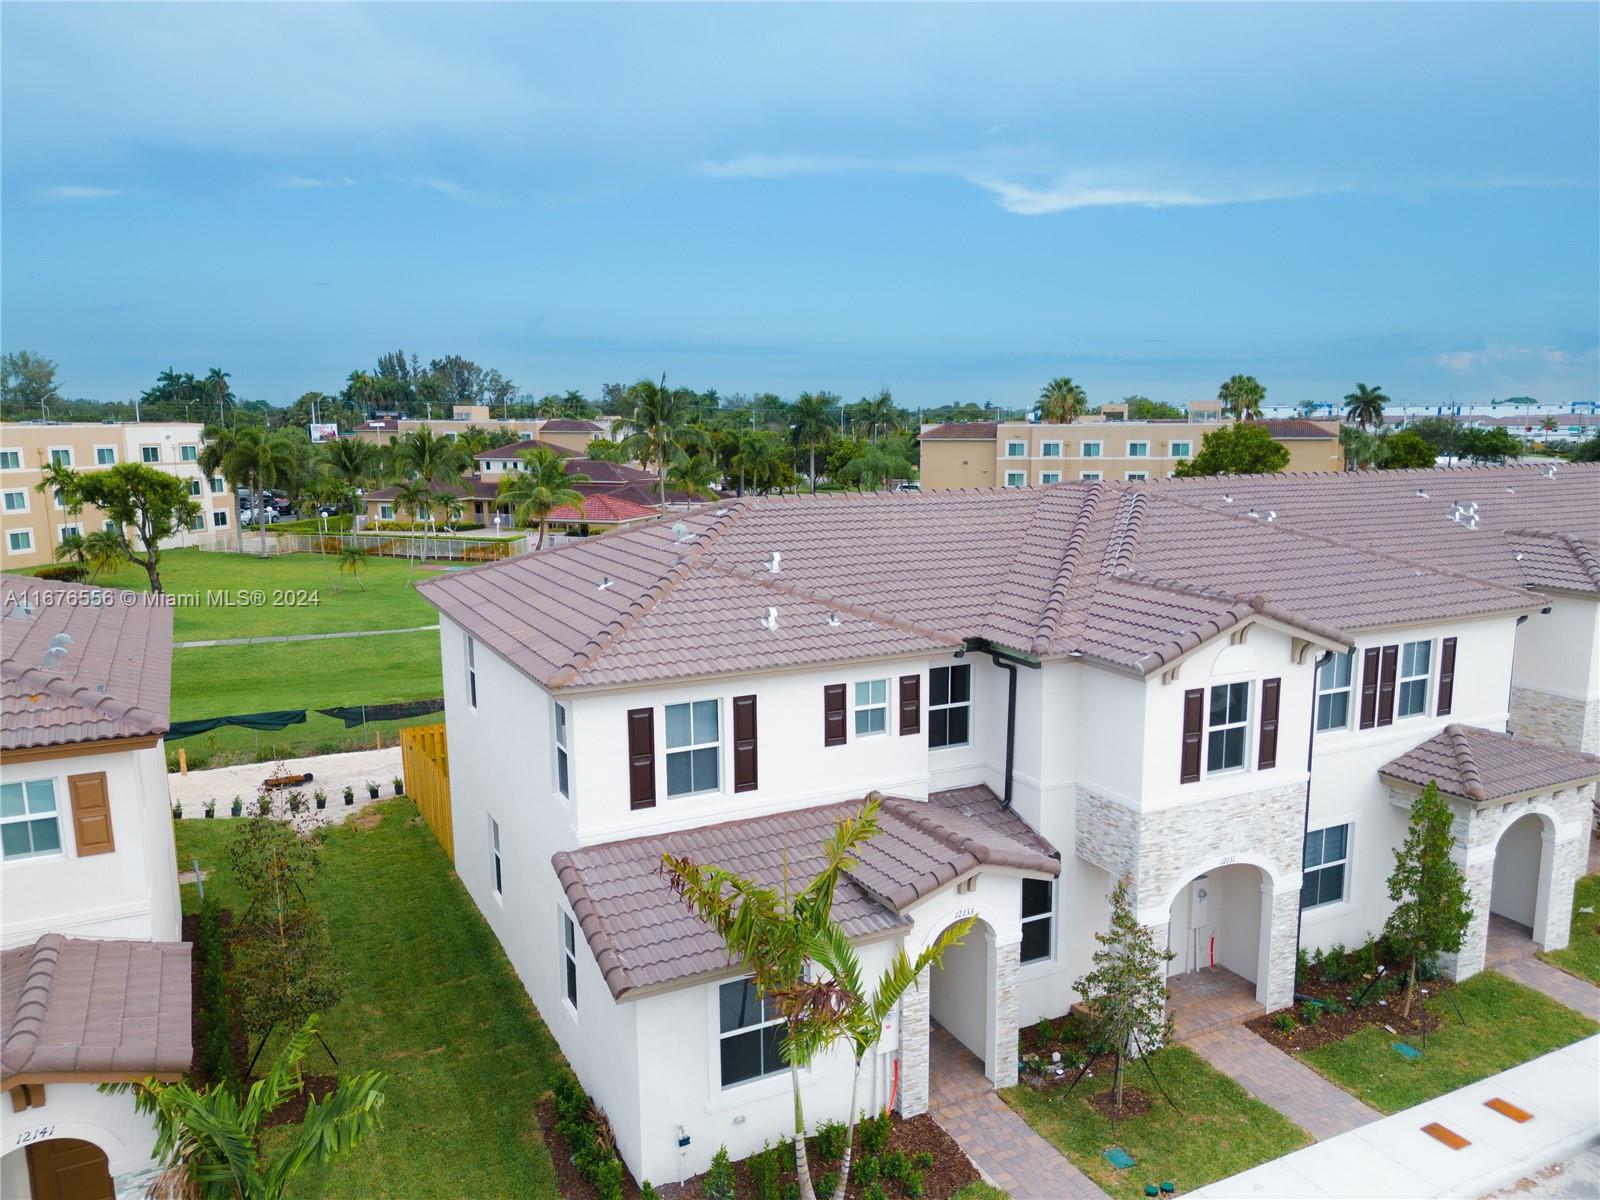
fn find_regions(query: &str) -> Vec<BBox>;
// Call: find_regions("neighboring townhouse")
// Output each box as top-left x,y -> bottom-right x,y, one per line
0,422 -> 236,569
416,462 -> 1598,1184
920,416 -> 1343,490
0,574 -> 190,1200
346,412 -> 610,450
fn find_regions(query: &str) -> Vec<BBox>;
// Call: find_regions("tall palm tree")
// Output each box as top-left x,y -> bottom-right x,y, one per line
392,478 -> 434,524
666,452 -> 721,500
1037,377 -> 1087,424
392,426 -> 466,487
1218,374 -> 1266,420
1343,382 -> 1390,430
789,392 -> 838,493
856,388 -> 900,442
496,446 -> 589,549
221,428 -> 301,557
32,457 -> 80,561
615,376 -> 699,505
455,425 -> 496,458
729,429 -> 776,497
203,367 -> 232,426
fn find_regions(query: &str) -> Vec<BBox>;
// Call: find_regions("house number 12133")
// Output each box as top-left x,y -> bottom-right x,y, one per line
13,1126 -> 54,1147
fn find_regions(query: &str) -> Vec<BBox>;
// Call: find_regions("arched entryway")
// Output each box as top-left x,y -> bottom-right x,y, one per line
1486,811 -> 1556,966
1164,863 -> 1273,1038
2,1139 -> 114,1200
930,915 -> 999,1080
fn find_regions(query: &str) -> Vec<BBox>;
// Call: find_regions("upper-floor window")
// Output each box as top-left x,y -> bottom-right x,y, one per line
212,511 -> 229,528
8,530 -> 34,553
1207,682 -> 1249,773
1316,651 -> 1354,731
187,479 -> 202,497
141,446 -> 160,463
666,699 -> 720,795
489,815 -> 503,898
210,476 -> 225,494
1,779 -> 61,860
96,447 -> 117,466
0,450 -> 19,470
1041,441 -> 1062,458
1004,471 -> 1026,488
50,448 -> 72,468
562,910 -> 579,1007
1005,441 -> 1027,457
3,489 -> 26,512
1081,441 -> 1102,458
1398,640 -> 1431,718
1171,441 -> 1192,459
1021,878 -> 1054,963
466,635 -> 478,708
1302,823 -> 1349,909
188,513 -> 205,532
1128,441 -> 1149,457
854,679 -> 889,736
180,445 -> 198,462
719,977 -> 783,1088
60,524 -> 82,540
554,702 -> 571,798
1040,472 -> 1061,485
929,663 -> 971,748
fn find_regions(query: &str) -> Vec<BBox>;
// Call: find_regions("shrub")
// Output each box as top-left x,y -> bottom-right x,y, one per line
1351,937 -> 1381,977
813,1118 -> 848,1164
1273,1010 -> 1297,1033
1300,1003 -> 1323,1026
862,1182 -> 889,1200
1295,947 -> 1311,980
705,1146 -> 737,1200
552,1076 -> 626,1200
816,1174 -> 839,1200
855,1156 -> 881,1188
641,1184 -> 660,1200
1036,1016 -> 1060,1045
1322,997 -> 1346,1017
859,1109 -> 892,1157
1319,943 -> 1352,983
32,563 -> 86,582
751,1141 -> 785,1200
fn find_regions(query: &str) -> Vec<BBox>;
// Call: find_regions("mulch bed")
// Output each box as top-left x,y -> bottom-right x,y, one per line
534,1097 -> 646,1200
1245,970 -> 1451,1053
1087,1086 -> 1153,1121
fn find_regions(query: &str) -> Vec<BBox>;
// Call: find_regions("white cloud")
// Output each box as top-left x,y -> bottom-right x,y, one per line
964,173 -> 1325,215
407,176 -> 496,207
275,175 -> 355,189
696,154 -> 906,180
38,185 -> 121,199
1434,344 -> 1597,373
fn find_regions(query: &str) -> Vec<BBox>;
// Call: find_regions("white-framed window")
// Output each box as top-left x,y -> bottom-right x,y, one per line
1040,471 -> 1061,484
187,513 -> 204,532
0,450 -> 19,470
180,444 -> 198,462
1302,823 -> 1350,909
103,520 -> 118,534
379,504 -> 394,520
1171,441 -> 1192,459
1005,441 -> 1027,457
666,699 -> 720,795
489,816 -> 503,898
1207,681 -> 1250,773
854,679 -> 889,737
1128,441 -> 1149,457
59,524 -> 82,540
928,663 -> 971,748
1081,441 -> 1102,458
2,489 -> 27,512
1,779 -> 62,860
95,446 -> 117,466
1004,471 -> 1026,488
562,910 -> 579,1007
140,446 -> 160,464
1021,878 -> 1054,963
1398,640 -> 1432,718
51,487 -> 66,511
466,635 -> 478,709
49,448 -> 71,468
8,530 -> 33,553
718,976 -> 784,1088
209,476 -> 224,494
1126,471 -> 1148,482
1316,650 -> 1354,731
1041,441 -> 1062,458
554,702 -> 571,798
211,511 -> 229,528
187,479 -> 202,496
1079,470 -> 1102,481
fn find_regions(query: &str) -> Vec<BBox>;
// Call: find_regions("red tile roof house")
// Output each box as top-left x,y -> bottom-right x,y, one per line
415,463 -> 1600,1185
1,575 -> 192,1200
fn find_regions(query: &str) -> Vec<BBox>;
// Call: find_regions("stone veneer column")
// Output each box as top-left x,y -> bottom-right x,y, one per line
116,1168 -> 161,1200
897,965 -> 931,1118
1261,882 -> 1301,1011
1539,824 -> 1587,953
1440,852 -> 1493,982
992,939 -> 1020,1089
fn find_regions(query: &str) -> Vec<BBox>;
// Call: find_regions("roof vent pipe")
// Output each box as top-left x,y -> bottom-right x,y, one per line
766,551 -> 781,573
760,607 -> 778,630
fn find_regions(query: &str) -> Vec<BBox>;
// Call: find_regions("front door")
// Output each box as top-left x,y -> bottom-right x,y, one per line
25,1139 -> 113,1200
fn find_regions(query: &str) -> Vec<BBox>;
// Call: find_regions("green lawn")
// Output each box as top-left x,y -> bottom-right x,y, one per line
1001,1046 -> 1311,1200
176,801 -> 564,1199
1299,971 -> 1598,1113
1542,872 -> 1600,984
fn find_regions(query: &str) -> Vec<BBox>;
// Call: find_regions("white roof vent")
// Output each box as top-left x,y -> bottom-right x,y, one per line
1542,463 -> 1558,479
597,576 -> 613,591
765,551 -> 781,573
1505,486 -> 1515,494
1265,510 -> 1277,522
1221,493 -> 1233,504
671,521 -> 692,543
1245,507 -> 1260,519
827,613 -> 842,628
1415,488 -> 1429,499
760,607 -> 779,630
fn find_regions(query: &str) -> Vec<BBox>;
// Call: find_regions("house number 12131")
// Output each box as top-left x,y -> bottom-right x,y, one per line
13,1126 -> 54,1147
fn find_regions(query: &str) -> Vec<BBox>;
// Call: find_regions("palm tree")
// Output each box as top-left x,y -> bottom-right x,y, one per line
337,544 -> 368,591
392,426 -> 466,487
729,429 -> 775,497
495,446 -> 589,549
1343,382 -> 1390,430
53,530 -> 88,578
221,428 -> 301,557
32,458 -> 80,561
81,529 -> 129,581
1218,374 -> 1266,420
392,478 -> 433,525
666,452 -> 721,500
836,441 -> 916,492
203,367 -> 232,426
1037,377 -> 1087,424
615,376 -> 700,505
110,1015 -> 385,1200
790,392 -> 839,493
455,425 -> 496,458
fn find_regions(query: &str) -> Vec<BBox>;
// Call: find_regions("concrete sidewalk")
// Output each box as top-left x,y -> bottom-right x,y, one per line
1190,1035 -> 1599,1199
174,623 -> 437,648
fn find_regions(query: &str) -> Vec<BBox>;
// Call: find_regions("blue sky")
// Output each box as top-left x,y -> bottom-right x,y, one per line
3,2 -> 1597,412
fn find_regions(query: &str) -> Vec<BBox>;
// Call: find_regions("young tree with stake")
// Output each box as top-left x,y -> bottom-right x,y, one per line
1383,781 -> 1472,1022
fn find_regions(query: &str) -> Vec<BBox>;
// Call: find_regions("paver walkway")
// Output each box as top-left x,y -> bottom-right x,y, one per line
1498,956 -> 1600,1021
928,1024 -> 1108,1199
174,623 -> 438,648
1167,966 -> 1264,1041
1187,1024 -> 1382,1141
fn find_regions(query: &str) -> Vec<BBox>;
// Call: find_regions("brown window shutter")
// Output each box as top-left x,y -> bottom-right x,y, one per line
1358,647 -> 1381,729
898,675 -> 921,736
733,695 -> 758,793
626,708 -> 656,809
1180,688 -> 1204,784
1436,637 -> 1457,716
68,772 -> 115,856
824,684 -> 847,746
1376,644 -> 1398,726
1258,678 -> 1281,769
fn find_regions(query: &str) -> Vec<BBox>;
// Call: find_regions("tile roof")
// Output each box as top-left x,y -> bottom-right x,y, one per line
1379,725 -> 1600,804
473,439 -> 576,461
1258,418 -> 1339,440
919,422 -> 999,440
419,475 -> 1554,690
552,788 -> 1059,1000
546,494 -> 660,525
1,934 -> 191,1085
2,574 -> 173,751
540,418 -> 604,433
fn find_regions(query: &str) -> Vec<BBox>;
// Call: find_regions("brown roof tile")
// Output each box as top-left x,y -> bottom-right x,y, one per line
1380,724 -> 1600,804
918,422 -> 999,440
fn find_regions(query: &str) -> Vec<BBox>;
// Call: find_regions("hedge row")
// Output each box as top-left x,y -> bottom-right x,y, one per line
195,894 -> 242,1094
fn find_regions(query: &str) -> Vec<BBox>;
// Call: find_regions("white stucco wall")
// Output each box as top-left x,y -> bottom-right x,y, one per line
1489,812 -> 1543,927
1,741 -> 180,948
0,1084 -> 158,1187
1512,594 -> 1600,703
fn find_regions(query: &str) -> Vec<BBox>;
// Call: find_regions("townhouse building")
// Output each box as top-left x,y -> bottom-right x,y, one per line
418,463 -> 1597,1185
1,574 -> 190,1200
919,415 -> 1343,490
346,410 -> 610,451
0,422 -> 237,569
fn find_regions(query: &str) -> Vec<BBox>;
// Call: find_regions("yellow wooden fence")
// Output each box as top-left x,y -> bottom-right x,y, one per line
401,723 -> 454,863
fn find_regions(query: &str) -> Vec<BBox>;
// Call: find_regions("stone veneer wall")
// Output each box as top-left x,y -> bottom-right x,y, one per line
993,940 -> 1020,1089
898,965 -> 932,1118
1510,688 -> 1600,827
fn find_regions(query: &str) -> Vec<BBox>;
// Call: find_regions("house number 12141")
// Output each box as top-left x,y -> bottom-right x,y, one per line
13,1126 -> 54,1147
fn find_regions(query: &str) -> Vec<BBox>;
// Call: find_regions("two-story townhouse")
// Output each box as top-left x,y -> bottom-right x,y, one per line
346,414 -> 610,450
0,423 -> 236,569
0,574 -> 191,1200
418,465 -> 1598,1185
